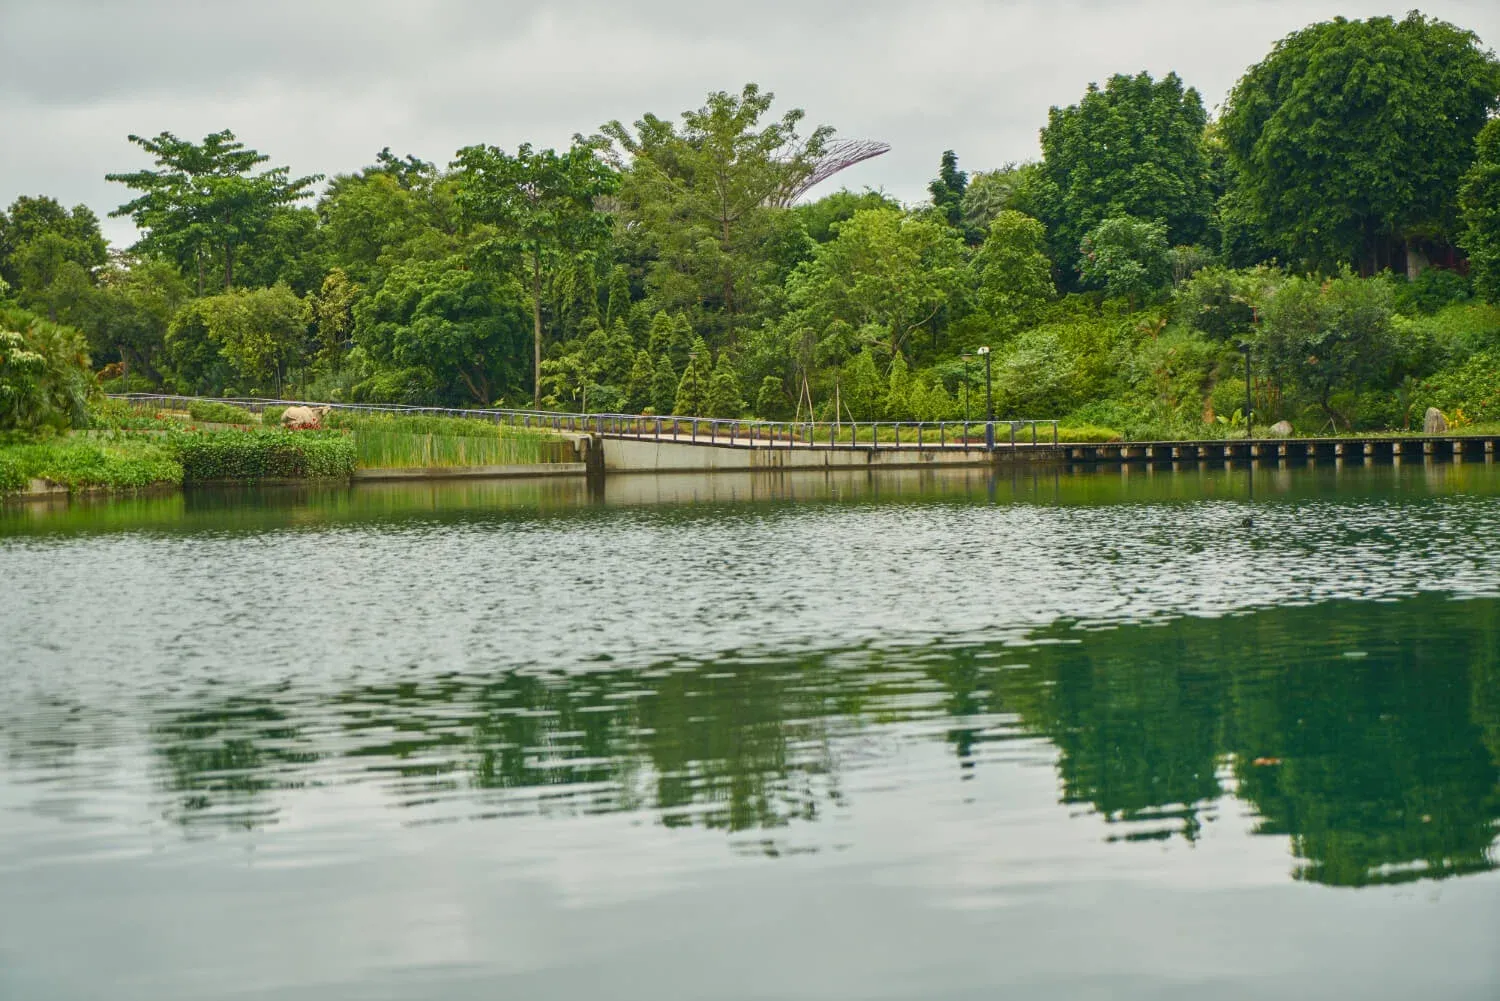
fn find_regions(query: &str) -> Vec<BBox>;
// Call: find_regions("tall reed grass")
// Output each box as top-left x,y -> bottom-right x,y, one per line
352,430 -> 570,468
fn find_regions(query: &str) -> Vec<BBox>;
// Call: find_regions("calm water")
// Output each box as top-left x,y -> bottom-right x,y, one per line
2,464 -> 1498,1000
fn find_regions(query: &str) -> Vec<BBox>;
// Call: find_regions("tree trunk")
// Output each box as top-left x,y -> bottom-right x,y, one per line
1405,237 -> 1430,280
721,215 -> 736,347
532,256 -> 543,409
196,250 -> 205,297
224,242 -> 234,290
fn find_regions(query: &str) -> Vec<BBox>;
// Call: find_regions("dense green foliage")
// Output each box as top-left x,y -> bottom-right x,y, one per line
186,400 -> 255,424
2,11 -> 1498,439
1035,71 -> 1213,279
0,307 -> 95,432
0,435 -> 181,493
1460,119 -> 1500,303
1221,13 -> 1500,274
169,429 -> 355,482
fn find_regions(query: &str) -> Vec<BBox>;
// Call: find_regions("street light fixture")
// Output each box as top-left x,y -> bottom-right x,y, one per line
978,346 -> 993,451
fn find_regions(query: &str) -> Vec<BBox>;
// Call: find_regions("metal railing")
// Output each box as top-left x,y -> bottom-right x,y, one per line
111,394 -> 1062,451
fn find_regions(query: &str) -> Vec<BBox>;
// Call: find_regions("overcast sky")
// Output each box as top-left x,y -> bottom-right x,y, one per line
2,0 -> 1497,246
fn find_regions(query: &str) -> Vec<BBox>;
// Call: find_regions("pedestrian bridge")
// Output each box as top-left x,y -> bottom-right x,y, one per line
581,415 -> 1065,472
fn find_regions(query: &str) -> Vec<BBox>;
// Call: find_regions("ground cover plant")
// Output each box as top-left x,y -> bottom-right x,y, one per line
0,435 -> 181,493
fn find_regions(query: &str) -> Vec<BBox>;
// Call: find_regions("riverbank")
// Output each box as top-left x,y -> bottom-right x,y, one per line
2,401 -> 580,503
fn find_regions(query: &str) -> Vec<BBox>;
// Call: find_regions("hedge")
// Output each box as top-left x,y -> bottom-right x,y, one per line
187,400 -> 256,424
169,429 -> 356,482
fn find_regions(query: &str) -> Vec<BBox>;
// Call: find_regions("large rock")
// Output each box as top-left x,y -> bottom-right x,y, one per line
1268,420 -> 1293,437
1423,407 -> 1448,435
281,405 -> 331,430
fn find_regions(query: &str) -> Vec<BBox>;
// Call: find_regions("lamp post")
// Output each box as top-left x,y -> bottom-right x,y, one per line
978,345 -> 993,451
688,350 -> 699,415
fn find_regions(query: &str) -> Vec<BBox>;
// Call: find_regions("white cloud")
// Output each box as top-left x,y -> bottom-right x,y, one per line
2,0 -> 1496,246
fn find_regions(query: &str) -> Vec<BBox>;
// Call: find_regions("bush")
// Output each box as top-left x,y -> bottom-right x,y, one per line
87,398 -> 186,431
0,307 -> 95,432
1412,351 -> 1500,424
187,400 -> 255,424
1056,425 -> 1123,443
1391,268 -> 1472,315
169,429 -> 356,482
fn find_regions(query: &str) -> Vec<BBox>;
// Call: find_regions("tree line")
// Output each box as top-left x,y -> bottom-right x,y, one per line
4,10 -> 1500,436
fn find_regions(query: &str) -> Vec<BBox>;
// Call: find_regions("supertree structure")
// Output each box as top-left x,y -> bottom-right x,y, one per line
770,138 -> 891,207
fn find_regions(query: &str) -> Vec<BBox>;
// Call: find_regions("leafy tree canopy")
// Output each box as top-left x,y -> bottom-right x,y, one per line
107,130 -> 321,293
1460,119 -> 1500,303
601,84 -> 831,345
1221,12 -> 1500,274
1036,71 -> 1213,282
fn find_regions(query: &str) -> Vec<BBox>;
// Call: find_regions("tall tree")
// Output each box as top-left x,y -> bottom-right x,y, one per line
780,207 -> 966,362
308,268 -> 360,374
1460,119 -> 1500,304
927,150 -> 968,231
1036,72 -> 1213,281
1078,216 -> 1171,309
0,196 -> 107,290
353,256 -> 529,406
453,140 -> 617,407
971,211 -> 1056,336
1220,13 -> 1500,274
107,130 -> 320,293
316,153 -> 460,285
601,83 -> 832,346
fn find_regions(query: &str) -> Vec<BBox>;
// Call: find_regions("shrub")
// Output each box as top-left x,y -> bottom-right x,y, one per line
1412,351 -> 1500,424
1056,425 -> 1123,443
0,307 -> 95,432
1392,268 -> 1471,315
88,398 -> 186,431
187,400 -> 255,424
169,429 -> 355,482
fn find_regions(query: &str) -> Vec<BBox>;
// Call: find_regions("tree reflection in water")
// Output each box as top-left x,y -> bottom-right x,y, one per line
141,592 -> 1500,887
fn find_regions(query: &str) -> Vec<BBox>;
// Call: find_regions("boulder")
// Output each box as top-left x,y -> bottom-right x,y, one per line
280,405 -> 331,430
1268,420 -> 1293,437
1423,407 -> 1448,435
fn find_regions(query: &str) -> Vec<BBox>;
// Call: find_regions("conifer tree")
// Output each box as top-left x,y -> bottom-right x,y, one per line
647,310 -> 675,356
883,352 -> 912,420
706,352 -> 746,418
651,353 -> 679,415
754,375 -> 788,419
625,349 -> 655,412
673,336 -> 713,414
604,264 -> 632,328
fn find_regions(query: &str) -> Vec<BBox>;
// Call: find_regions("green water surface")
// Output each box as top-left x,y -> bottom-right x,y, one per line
2,464 -> 1498,999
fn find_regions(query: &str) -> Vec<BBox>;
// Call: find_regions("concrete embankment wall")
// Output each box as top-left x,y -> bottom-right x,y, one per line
599,437 -> 1065,473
